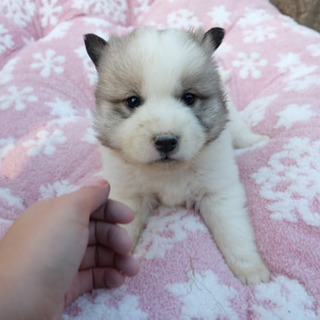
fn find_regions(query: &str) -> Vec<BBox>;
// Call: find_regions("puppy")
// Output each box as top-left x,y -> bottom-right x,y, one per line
84,27 -> 270,285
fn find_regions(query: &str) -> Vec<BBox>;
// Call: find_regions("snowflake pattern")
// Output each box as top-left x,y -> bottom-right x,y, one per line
133,0 -> 152,18
0,0 -> 36,27
39,0 -> 62,28
23,129 -> 67,156
0,24 -> 14,54
0,57 -> 19,85
43,21 -> 73,42
0,86 -> 38,111
238,8 -> 272,28
74,46 -> 98,86
167,9 -> 202,29
275,104 -> 316,129
207,5 -> 231,27
31,50 -> 65,77
167,270 -> 239,319
252,276 -> 319,319
46,98 -> 77,124
0,137 -> 15,164
71,0 -> 128,23
275,52 -> 320,91
307,43 -> 320,57
241,94 -> 278,127
243,25 -> 276,43
135,208 -> 207,260
0,188 -> 24,210
39,180 -> 78,199
81,110 -> 97,144
252,137 -> 320,226
63,287 -> 148,320
232,52 -> 268,79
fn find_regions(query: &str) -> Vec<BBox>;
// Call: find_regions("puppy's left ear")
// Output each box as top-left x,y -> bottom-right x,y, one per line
202,27 -> 225,53
84,33 -> 108,69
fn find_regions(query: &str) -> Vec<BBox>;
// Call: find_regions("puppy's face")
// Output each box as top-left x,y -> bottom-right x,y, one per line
85,27 -> 228,167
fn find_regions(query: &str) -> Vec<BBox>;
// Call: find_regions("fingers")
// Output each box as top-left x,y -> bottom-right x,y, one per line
80,246 -> 140,277
57,180 -> 110,225
65,268 -> 126,306
91,199 -> 134,224
88,221 -> 133,255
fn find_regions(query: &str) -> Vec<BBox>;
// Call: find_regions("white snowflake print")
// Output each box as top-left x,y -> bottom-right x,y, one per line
46,98 -> 77,124
275,104 -> 316,130
0,137 -> 15,164
0,188 -> 24,210
167,270 -> 239,320
72,0 -> 128,24
275,52 -> 301,73
232,52 -> 268,79
207,5 -> 231,27
39,180 -> 78,199
43,21 -> 73,42
74,46 -> 98,86
39,0 -> 62,28
81,110 -> 97,144
252,276 -> 319,319
133,0 -> 151,18
241,94 -> 278,127
0,24 -> 14,54
22,36 -> 35,46
31,49 -> 65,78
167,9 -> 202,29
82,17 -> 112,27
0,57 -> 19,85
62,287 -> 148,320
307,43 -> 320,57
238,8 -> 272,28
23,129 -> 67,156
0,0 -> 36,27
252,137 -> 320,226
0,86 -> 38,111
135,208 -> 207,260
275,52 -> 320,91
243,25 -> 276,43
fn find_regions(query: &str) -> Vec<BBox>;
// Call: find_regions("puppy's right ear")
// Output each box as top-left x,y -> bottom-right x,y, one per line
84,34 -> 108,68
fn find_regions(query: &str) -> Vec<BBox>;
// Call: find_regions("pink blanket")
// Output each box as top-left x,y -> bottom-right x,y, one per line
1,0 -> 320,318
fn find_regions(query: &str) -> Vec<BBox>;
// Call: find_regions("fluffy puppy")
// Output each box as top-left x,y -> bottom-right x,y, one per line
84,27 -> 270,284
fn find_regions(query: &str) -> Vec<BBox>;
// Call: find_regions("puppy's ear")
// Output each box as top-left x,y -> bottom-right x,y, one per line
84,34 -> 108,68
202,27 -> 225,53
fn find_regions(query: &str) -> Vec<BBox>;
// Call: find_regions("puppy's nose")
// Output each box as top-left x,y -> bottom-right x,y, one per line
154,135 -> 179,154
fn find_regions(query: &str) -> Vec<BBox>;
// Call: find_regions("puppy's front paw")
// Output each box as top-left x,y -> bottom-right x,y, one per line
229,257 -> 270,285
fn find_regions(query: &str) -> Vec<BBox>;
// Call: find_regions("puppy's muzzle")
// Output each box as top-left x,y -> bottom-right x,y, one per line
154,135 -> 179,156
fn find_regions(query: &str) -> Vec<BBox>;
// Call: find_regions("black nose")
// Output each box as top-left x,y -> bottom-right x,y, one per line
154,135 -> 179,154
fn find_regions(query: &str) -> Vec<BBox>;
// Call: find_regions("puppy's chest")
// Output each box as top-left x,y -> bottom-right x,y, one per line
151,173 -> 203,208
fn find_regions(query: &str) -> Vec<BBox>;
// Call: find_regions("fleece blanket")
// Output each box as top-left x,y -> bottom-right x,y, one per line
1,0 -> 320,318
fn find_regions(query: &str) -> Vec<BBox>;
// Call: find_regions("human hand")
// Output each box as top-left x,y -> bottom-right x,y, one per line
0,180 -> 139,320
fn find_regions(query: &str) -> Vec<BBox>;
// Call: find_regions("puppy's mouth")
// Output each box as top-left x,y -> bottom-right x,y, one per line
152,135 -> 180,165
157,155 -> 176,163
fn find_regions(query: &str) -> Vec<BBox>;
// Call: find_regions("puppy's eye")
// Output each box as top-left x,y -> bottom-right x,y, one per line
182,93 -> 196,106
126,96 -> 141,109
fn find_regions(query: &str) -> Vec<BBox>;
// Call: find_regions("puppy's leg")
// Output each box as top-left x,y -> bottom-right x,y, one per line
200,186 -> 270,285
199,133 -> 270,284
112,195 -> 157,250
226,92 -> 269,149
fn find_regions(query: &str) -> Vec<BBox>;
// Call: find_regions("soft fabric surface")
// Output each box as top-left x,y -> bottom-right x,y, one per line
1,0 -> 320,318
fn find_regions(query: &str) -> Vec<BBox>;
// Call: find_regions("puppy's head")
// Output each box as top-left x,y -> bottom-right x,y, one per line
84,27 -> 228,168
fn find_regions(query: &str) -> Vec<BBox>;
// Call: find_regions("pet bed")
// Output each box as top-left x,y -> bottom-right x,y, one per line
1,0 -> 320,318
